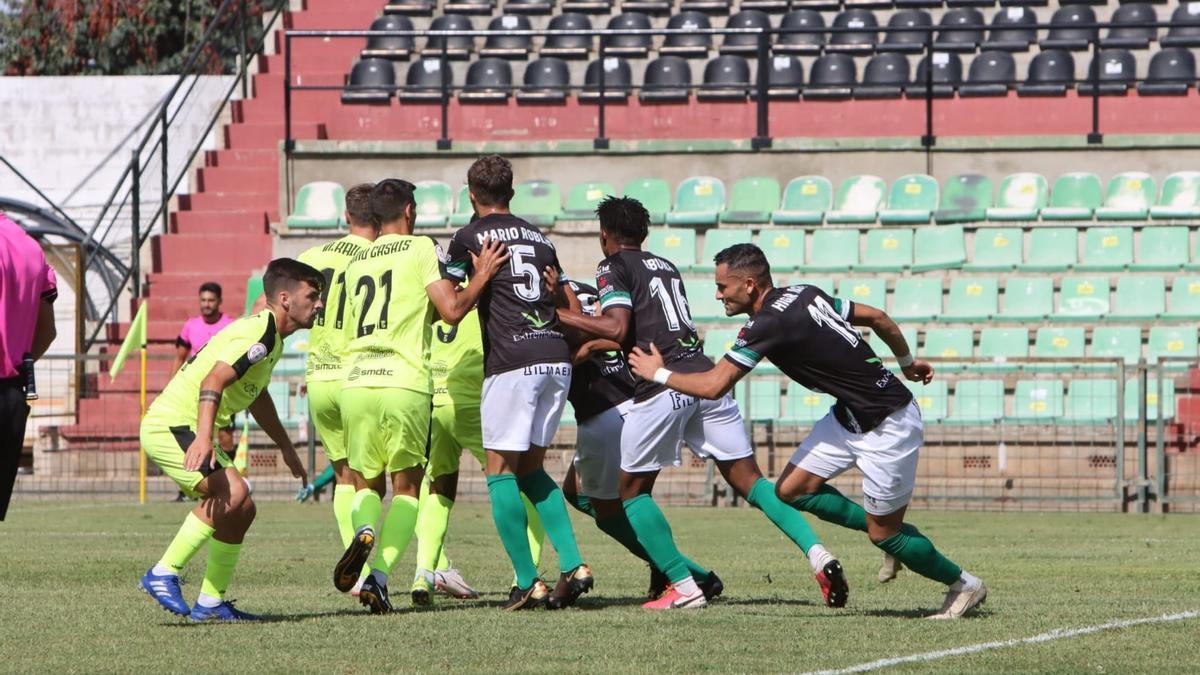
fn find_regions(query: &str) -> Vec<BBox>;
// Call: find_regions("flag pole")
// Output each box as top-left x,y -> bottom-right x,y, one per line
138,343 -> 147,505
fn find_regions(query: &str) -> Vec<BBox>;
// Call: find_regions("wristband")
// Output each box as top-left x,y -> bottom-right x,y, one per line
897,353 -> 915,369
652,368 -> 672,385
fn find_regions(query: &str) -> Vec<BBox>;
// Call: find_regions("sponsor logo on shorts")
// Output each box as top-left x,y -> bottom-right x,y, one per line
524,364 -> 571,376
668,391 -> 695,411
242,382 -> 259,397
247,343 -> 268,364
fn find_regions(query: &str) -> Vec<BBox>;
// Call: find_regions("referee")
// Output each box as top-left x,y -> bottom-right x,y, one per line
0,212 -> 58,521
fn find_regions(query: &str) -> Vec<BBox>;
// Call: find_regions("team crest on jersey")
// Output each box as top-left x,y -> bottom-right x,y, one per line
247,343 -> 268,364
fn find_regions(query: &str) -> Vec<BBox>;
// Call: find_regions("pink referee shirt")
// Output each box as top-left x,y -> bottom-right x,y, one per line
177,313 -> 234,358
0,214 -> 58,379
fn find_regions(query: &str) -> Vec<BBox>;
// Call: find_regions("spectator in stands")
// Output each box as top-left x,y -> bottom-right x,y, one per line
0,212 -> 58,521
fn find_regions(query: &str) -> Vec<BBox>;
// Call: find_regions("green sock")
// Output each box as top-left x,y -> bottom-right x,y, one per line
159,512 -> 214,573
312,464 -> 336,491
875,529 -> 962,585
487,474 -> 539,588
351,488 -> 382,533
565,491 -> 596,518
415,483 -> 453,576
746,478 -> 820,554
523,494 -> 545,569
518,470 -> 583,572
199,538 -> 241,599
623,494 -> 692,584
791,484 -> 870,532
372,495 -> 420,576
332,485 -> 357,549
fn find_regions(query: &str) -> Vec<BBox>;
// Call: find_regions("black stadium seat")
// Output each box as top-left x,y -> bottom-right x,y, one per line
826,9 -> 879,54
720,10 -> 772,55
399,58 -> 454,102
879,10 -> 932,54
947,0 -> 994,9
698,55 -> 751,100
805,53 -> 857,99
624,0 -> 670,14
1161,4 -> 1200,48
1042,6 -> 1098,51
680,0 -> 732,14
506,0 -> 555,15
661,12 -> 713,58
762,55 -> 804,99
579,56 -> 632,101
444,0 -> 493,14
984,7 -> 1036,51
908,52 -> 963,98
935,8 -> 985,52
1016,49 -> 1075,96
601,13 -> 653,58
640,56 -> 693,102
1137,48 -> 1196,95
480,15 -> 533,59
342,58 -> 395,103
1079,49 -> 1136,96
1101,3 -> 1157,50
460,58 -> 513,101
424,15 -> 475,60
895,0 -> 940,10
541,14 -> 593,59
385,0 -> 434,16
517,57 -> 571,102
561,0 -> 611,13
741,0 -> 788,13
959,50 -> 1016,96
361,16 -> 415,60
854,52 -> 910,99
774,10 -> 825,55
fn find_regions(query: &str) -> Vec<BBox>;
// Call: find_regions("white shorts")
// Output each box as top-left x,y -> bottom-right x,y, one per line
573,400 -> 633,500
481,363 -> 572,452
621,389 -> 753,473
790,400 -> 924,516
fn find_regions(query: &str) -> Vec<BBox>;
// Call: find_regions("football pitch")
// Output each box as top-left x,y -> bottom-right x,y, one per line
2,501 -> 1198,674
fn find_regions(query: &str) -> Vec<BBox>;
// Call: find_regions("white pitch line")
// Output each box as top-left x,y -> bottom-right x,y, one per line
804,610 -> 1200,675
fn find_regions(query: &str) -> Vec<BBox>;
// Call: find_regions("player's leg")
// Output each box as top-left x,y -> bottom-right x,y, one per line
307,380 -> 356,545
187,467 -> 261,621
334,388 -> 388,593
412,404 -> 466,604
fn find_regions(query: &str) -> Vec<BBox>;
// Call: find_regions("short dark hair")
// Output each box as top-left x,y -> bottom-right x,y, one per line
198,282 -> 222,298
345,183 -> 375,227
596,195 -> 649,246
713,243 -> 772,287
467,155 -> 514,207
370,178 -> 416,225
262,258 -> 324,300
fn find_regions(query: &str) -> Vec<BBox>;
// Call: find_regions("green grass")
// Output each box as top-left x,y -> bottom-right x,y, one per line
2,501 -> 1198,673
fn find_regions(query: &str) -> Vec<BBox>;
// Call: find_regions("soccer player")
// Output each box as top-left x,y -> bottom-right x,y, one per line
627,243 -> 988,619
138,258 -> 320,621
445,155 -> 592,611
557,196 -> 844,611
332,179 -> 507,614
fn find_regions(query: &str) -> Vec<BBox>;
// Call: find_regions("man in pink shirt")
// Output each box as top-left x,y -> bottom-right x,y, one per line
173,282 -> 236,476
0,213 -> 58,521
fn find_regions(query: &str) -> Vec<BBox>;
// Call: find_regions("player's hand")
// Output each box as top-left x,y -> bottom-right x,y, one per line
542,265 -> 559,291
902,359 -> 934,385
280,445 -> 308,483
470,238 -> 509,281
184,436 -> 215,472
628,342 -> 666,381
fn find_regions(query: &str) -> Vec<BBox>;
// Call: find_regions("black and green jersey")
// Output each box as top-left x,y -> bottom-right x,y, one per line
566,281 -> 635,422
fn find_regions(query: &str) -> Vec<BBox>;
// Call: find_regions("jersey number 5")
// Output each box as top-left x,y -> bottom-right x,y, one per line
509,244 -> 542,302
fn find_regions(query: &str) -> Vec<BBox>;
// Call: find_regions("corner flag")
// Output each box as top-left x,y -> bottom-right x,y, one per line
109,301 -> 147,381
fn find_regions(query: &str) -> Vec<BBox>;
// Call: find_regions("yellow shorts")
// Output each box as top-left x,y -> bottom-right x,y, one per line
427,403 -> 484,480
141,415 -> 232,498
306,379 -> 347,463
342,386 -> 432,480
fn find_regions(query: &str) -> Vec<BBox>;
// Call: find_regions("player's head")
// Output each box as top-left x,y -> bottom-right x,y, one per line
596,195 -> 649,256
344,182 -> 377,236
713,243 -> 773,317
197,281 -> 222,318
262,258 -> 325,331
370,178 -> 416,233
467,154 -> 514,210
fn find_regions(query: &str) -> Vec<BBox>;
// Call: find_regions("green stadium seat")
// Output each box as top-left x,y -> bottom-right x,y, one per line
720,177 -> 780,224
562,181 -> 616,220
923,327 -> 974,359
782,382 -> 834,425
788,276 -> 834,295
868,326 -> 918,361
1124,378 -> 1176,422
964,227 -> 1022,272
979,327 -> 1029,370
623,177 -> 673,225
449,185 -> 473,226
744,379 -> 783,421
684,278 -> 730,322
890,278 -> 943,322
826,175 -> 886,224
702,328 -> 739,361
758,229 -> 805,273
806,229 -> 859,272
1018,227 -> 1076,272
1133,226 -> 1188,271
859,228 -> 913,272
694,229 -> 753,273
986,172 -> 1047,221
1150,171 -> 1200,220
1164,276 -> 1200,320
942,277 -> 997,322
1109,276 -> 1164,321
414,180 -> 453,228
946,379 -> 1005,425
879,174 -> 939,224
287,181 -> 346,229
561,400 -> 577,427
510,180 -> 562,226
1035,326 -> 1085,361
244,276 -> 264,315
667,177 -> 725,226
934,174 -> 992,224
646,228 -> 697,270
1010,379 -> 1064,423
998,277 -> 1053,321
772,176 -> 832,225
912,225 -> 966,272
907,380 -> 948,422
1089,326 -> 1142,365
1078,226 -> 1133,272
1054,276 -> 1110,322
1095,172 -> 1157,221
277,330 -> 310,376
838,278 -> 886,311
1040,172 -> 1102,221
1147,326 -> 1198,367
1063,379 -> 1118,424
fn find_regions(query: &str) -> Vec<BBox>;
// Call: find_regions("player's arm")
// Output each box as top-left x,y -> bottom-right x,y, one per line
628,342 -> 746,399
542,262 -> 581,312
557,306 -> 632,346
172,338 -> 190,376
247,387 -> 307,482
31,297 -> 56,359
426,238 -> 509,325
184,362 -> 238,471
848,302 -> 934,384
573,338 -> 623,366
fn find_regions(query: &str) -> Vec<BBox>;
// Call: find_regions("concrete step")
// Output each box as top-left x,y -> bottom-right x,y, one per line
204,148 -> 278,168
195,166 -> 280,194
151,232 -> 274,275
171,209 -> 270,236
130,296 -> 249,326
284,5 -> 383,31
103,320 -> 181,346
147,273 -> 255,300
224,121 -> 326,149
178,191 -> 278,213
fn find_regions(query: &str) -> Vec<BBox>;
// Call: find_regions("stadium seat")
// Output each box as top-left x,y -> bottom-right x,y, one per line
774,10 -> 826,55
623,177 -> 671,223
561,181 -> 615,219
480,16 -> 534,58
1079,50 -> 1137,96
662,12 -> 713,58
561,0 -> 610,12
400,58 -> 454,103
541,14 -> 593,59
826,9 -> 879,54
985,7 -> 1036,51
667,177 -> 725,226
782,382 -> 835,425
1109,276 -> 1164,320
773,176 -> 831,224
806,229 -> 860,272
695,229 -> 753,272
742,0 -> 790,12
979,327 -> 1029,369
1063,379 -> 1118,424
942,277 -> 997,321
924,327 -> 974,359
838,277 -> 887,310
744,379 -> 783,421
759,229 -> 805,272
964,227 -> 1021,271
684,278 -> 729,322
414,180 -> 453,227
1161,4 -> 1200,48
641,56 -> 692,103
1132,227 -> 1188,271
1010,379 -> 1064,423
510,180 -> 561,225
1139,49 -> 1197,96
935,8 -> 986,52
646,227 -> 697,269
341,59 -> 395,104
507,0 -> 555,14
879,10 -> 932,54
1078,226 -> 1132,272
1016,50 -> 1075,97
1042,5 -> 1098,51
680,0 -> 731,14
1090,326 -> 1141,365
1151,171 -> 1200,219
1095,173 -> 1156,220
287,182 -> 345,229
959,51 -> 1017,97
805,53 -> 857,99
699,55 -> 752,101
602,13 -> 653,58
244,275 -> 263,314
907,380 -> 948,422
880,174 -> 938,224
912,224 -> 966,272
720,177 -> 779,224
763,55 -> 805,99
999,277 -> 1053,320
859,227 -> 914,272
277,330 -> 309,377
625,0 -> 669,13
721,10 -> 772,56
444,0 -> 493,14
1100,3 -> 1157,50
934,174 -> 992,223
1164,276 -> 1200,320
517,57 -> 570,103
987,172 -> 1048,220
580,57 -> 632,102
1124,378 -> 1176,422
385,0 -> 435,15
946,379 -> 1004,425
1041,173 -> 1102,220
1148,326 -> 1198,366
1035,326 -> 1085,363
361,16 -> 415,60
791,276 -> 834,295
449,185 -> 473,226
560,400 -> 577,427
460,58 -> 513,101
890,278 -> 943,321
908,52 -> 963,98
702,328 -> 738,361
854,52 -> 911,99
826,175 -> 885,223
1054,276 -> 1110,322
424,15 -> 475,59
868,326 -> 918,361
